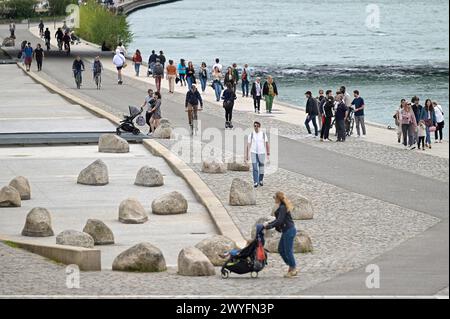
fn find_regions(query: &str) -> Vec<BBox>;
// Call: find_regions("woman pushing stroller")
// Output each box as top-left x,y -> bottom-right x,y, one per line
263,192 -> 298,278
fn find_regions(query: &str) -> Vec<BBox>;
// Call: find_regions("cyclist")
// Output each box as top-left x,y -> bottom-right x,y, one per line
72,56 -> 85,89
92,56 -> 103,89
38,20 -> 44,37
55,28 -> 63,51
44,28 -> 51,51
63,31 -> 71,55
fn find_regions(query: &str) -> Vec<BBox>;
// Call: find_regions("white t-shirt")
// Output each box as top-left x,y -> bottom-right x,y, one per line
434,105 -> 445,123
212,63 -> 222,73
248,131 -> 268,154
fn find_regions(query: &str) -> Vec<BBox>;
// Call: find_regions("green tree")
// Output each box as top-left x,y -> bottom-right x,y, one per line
1,0 -> 37,18
48,0 -> 77,16
77,0 -> 133,49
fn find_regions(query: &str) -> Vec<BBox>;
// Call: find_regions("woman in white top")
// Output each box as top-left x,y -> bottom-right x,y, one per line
433,101 -> 445,143
113,49 -> 126,85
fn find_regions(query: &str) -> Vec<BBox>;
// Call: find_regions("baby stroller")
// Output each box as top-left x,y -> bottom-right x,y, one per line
116,106 -> 143,136
221,225 -> 268,279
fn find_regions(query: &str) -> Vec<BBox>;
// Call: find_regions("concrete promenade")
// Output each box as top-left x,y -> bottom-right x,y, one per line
0,23 -> 448,297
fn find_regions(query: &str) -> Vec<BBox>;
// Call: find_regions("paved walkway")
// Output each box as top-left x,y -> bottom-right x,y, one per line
0,23 -> 448,296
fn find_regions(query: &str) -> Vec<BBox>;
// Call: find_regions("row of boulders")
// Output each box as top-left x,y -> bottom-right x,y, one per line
201,158 -> 250,174
0,176 -> 31,208
77,160 -> 164,187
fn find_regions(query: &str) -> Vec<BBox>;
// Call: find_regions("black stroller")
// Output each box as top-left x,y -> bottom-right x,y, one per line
221,225 -> 268,279
116,106 -> 143,136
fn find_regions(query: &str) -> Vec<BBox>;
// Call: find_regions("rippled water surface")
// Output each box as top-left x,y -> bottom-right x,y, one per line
128,0 -> 449,127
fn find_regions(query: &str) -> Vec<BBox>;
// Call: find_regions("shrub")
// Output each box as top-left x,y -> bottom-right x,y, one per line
77,0 -> 133,49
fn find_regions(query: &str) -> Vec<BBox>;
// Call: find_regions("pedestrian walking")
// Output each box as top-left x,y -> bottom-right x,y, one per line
141,89 -> 155,135
241,64 -> 250,97
263,192 -> 298,278
421,99 -> 437,149
166,60 -> 177,93
304,91 -> 319,137
400,101 -> 417,149
39,20 -> 44,37
158,50 -> 166,69
113,49 -> 126,85
9,21 -> 15,38
212,58 -> 223,73
132,49 -> 143,76
147,50 -> 158,76
251,77 -> 263,113
224,67 -> 236,93
212,66 -> 223,102
263,76 -> 278,113
23,42 -> 33,72
335,95 -> 348,142
150,91 -> 162,133
352,90 -> 366,137
153,59 -> 164,92
232,63 -> 240,93
222,83 -> 237,129
44,28 -> 51,51
185,84 -> 203,134
417,120 -> 426,150
178,59 -> 187,87
317,89 -> 326,132
411,96 -> 423,144
186,61 -> 196,90
198,62 -> 208,93
395,99 -> 406,143
433,101 -> 445,143
33,43 -> 44,71
320,90 -> 334,141
245,121 -> 270,188
116,42 -> 127,56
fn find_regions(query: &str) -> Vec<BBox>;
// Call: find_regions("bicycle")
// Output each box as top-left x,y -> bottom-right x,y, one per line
57,39 -> 63,51
64,42 -> 71,56
345,108 -> 355,136
45,38 -> 51,51
74,69 -> 84,89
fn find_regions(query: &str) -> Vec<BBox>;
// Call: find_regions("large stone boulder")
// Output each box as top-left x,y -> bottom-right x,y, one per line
98,134 -> 129,153
229,178 -> 256,206
266,230 -> 313,254
77,159 -> 109,186
56,230 -> 95,248
21,207 -> 54,237
119,198 -> 148,224
177,247 -> 216,276
9,176 -> 31,200
153,119 -> 172,139
82,219 -> 114,245
227,161 -> 250,172
201,158 -> 227,174
290,194 -> 314,220
0,186 -> 21,207
2,37 -> 15,47
195,235 -> 238,266
152,191 -> 188,215
112,243 -> 167,272
134,166 -> 164,187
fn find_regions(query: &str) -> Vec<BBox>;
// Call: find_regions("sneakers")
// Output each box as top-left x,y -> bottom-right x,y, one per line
284,270 -> 298,278
409,145 -> 416,150
259,181 -> 264,187
306,134 -> 313,138
253,183 -> 258,188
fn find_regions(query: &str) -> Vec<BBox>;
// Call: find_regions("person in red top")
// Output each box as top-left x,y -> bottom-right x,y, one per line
132,49 -> 143,76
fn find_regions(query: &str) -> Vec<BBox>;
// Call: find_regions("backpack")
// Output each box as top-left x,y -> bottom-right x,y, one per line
93,61 -> 102,74
241,69 -> 248,81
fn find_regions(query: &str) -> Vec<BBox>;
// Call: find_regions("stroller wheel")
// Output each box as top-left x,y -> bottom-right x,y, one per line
132,128 -> 140,135
221,269 -> 230,279
116,128 -> 122,136
251,272 -> 259,279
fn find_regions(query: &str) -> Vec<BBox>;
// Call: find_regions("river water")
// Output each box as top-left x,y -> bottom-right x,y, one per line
127,0 -> 449,128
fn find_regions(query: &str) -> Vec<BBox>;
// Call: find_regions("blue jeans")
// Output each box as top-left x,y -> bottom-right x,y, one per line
305,115 -> 318,136
214,81 -> 222,101
186,76 -> 194,90
279,227 -> 297,268
425,126 -> 431,144
200,77 -> 207,92
241,80 -> 249,96
134,63 -> 140,76
251,153 -> 265,184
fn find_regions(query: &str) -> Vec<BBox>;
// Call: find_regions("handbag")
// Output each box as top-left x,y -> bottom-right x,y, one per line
175,77 -> 180,84
429,126 -> 437,132
136,115 -> 145,126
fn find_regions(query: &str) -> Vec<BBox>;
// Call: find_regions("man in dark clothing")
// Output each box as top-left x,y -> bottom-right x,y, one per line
185,84 -> 203,133
411,96 -> 422,144
320,90 -> 334,141
317,89 -> 326,132
72,56 -> 85,86
44,28 -> 51,51
304,91 -> 319,137
55,28 -> 64,50
147,50 -> 158,76
335,95 -> 348,142
158,51 -> 166,68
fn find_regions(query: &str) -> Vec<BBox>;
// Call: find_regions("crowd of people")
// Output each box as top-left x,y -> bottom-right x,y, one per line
394,96 -> 445,150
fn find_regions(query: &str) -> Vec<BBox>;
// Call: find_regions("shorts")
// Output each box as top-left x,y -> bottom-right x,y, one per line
25,57 -> 32,65
116,66 -> 123,71
152,113 -> 161,120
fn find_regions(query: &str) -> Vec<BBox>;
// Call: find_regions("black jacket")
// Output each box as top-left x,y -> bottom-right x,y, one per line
306,97 -> 319,116
324,98 -> 335,118
148,53 -> 158,64
250,82 -> 263,98
266,203 -> 295,233
263,81 -> 278,96
185,90 -> 203,107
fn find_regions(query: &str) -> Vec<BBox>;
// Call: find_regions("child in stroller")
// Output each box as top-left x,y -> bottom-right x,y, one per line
116,105 -> 143,136
221,224 -> 268,279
